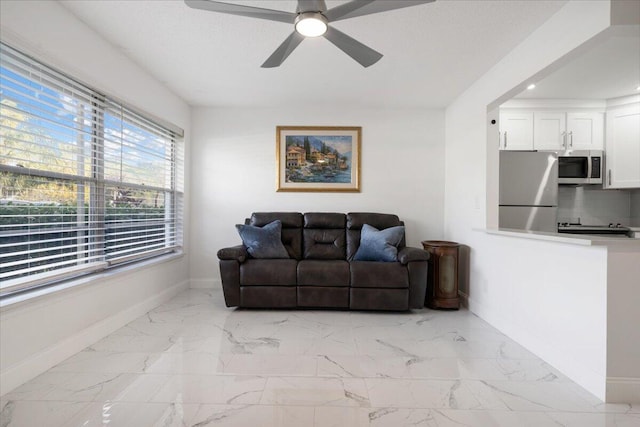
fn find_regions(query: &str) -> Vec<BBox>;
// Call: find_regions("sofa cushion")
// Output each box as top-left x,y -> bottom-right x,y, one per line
240,286 -> 297,308
298,286 -> 349,308
251,212 -> 303,228
303,213 -> 346,260
303,229 -> 346,259
347,213 -> 402,230
251,212 -> 303,260
304,212 -> 346,229
350,261 -> 409,288
346,213 -> 405,260
240,259 -> 298,286
297,260 -> 349,287
353,224 -> 404,262
350,288 -> 409,311
236,220 -> 289,259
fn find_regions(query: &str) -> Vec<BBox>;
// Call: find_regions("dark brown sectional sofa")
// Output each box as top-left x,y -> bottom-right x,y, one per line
217,212 -> 429,311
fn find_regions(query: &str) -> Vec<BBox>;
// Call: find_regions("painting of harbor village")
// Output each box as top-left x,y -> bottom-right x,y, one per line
276,126 -> 361,192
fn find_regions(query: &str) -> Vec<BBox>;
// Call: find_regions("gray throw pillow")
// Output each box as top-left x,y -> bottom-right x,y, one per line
353,223 -> 404,262
235,220 -> 290,259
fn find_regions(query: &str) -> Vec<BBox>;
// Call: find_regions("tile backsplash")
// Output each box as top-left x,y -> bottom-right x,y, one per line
558,186 -> 634,226
631,189 -> 640,227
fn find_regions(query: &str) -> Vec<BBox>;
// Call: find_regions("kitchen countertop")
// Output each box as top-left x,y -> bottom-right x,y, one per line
628,227 -> 640,239
482,227 -> 640,247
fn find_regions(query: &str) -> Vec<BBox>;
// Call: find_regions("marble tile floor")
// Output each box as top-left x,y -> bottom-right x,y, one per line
1,288 -> 638,427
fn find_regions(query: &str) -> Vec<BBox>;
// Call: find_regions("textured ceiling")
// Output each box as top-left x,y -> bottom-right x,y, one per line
60,0 -> 568,108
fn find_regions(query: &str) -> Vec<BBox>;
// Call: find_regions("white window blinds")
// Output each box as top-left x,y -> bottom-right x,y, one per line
0,42 -> 183,296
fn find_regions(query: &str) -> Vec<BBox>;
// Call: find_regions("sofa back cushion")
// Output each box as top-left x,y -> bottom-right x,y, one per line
250,212 -> 303,260
346,213 -> 405,261
303,212 -> 346,260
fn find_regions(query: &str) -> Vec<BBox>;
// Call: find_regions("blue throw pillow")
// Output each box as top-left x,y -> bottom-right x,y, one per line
235,220 -> 289,259
353,223 -> 405,262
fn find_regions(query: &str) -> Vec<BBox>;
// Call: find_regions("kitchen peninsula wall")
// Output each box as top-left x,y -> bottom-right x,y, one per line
558,186 -> 636,226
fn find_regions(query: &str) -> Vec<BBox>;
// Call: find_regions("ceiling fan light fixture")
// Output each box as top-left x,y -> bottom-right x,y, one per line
295,12 -> 328,37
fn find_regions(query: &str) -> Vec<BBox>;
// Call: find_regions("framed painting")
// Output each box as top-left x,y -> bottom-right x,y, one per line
276,126 -> 361,192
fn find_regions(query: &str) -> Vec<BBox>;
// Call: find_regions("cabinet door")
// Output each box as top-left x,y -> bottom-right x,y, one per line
566,112 -> 604,149
534,112 -> 566,150
606,104 -> 640,189
499,112 -> 533,150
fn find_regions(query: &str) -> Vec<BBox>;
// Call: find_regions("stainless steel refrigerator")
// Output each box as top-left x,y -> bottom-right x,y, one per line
499,151 -> 558,232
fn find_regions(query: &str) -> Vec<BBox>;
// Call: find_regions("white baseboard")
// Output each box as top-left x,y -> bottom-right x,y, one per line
0,280 -> 188,396
458,291 -> 469,309
607,377 -> 640,403
190,278 -> 220,289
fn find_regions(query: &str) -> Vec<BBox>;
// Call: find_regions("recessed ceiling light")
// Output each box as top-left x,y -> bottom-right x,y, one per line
636,85 -> 640,91
527,84 -> 536,90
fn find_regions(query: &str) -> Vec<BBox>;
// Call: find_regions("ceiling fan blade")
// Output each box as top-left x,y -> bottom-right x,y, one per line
261,31 -> 305,68
325,0 -> 434,22
296,0 -> 328,13
323,26 -> 382,68
184,0 -> 295,24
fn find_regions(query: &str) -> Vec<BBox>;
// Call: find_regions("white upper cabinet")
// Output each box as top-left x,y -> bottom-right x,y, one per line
499,112 -> 533,150
566,112 -> 604,150
500,104 -> 605,151
605,102 -> 640,189
534,112 -> 566,150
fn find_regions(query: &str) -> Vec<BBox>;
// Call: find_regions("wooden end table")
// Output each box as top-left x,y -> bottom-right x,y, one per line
421,240 -> 460,310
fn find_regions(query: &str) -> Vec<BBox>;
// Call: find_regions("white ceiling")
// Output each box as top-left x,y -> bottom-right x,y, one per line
60,0 -> 568,108
515,33 -> 640,100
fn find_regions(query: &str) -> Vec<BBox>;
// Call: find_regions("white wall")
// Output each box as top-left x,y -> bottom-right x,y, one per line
190,107 -> 445,285
606,246 -> 640,402
443,0 -> 623,401
0,1 -> 191,395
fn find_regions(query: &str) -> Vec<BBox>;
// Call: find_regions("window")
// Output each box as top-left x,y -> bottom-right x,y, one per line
0,42 -> 183,297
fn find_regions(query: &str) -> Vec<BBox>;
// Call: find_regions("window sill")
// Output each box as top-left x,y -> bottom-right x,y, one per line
0,251 -> 185,311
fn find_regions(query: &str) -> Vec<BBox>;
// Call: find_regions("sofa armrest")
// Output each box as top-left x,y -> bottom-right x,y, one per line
398,247 -> 430,265
217,245 -> 248,263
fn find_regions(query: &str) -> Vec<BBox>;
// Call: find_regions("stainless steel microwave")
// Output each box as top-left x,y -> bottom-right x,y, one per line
558,150 -> 603,185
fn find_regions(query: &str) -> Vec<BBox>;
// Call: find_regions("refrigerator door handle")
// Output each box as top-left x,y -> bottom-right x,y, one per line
504,131 -> 507,149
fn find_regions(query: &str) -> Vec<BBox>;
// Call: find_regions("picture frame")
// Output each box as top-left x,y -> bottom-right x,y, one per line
276,126 -> 361,192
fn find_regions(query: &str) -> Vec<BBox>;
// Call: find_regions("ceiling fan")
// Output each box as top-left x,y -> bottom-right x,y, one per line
184,0 -> 435,68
